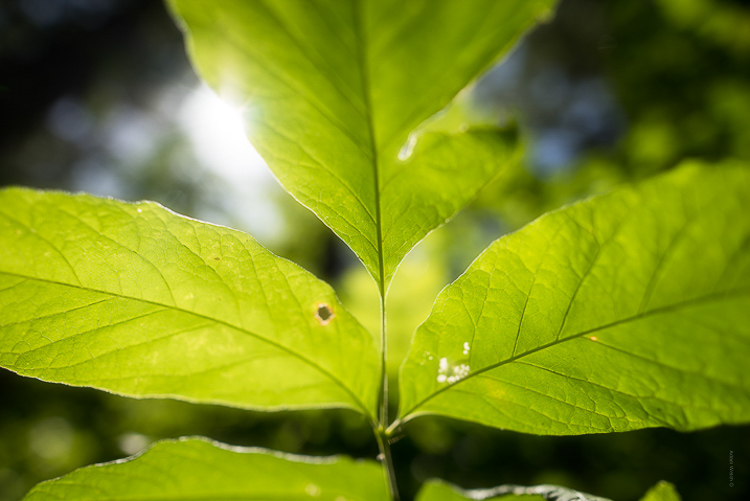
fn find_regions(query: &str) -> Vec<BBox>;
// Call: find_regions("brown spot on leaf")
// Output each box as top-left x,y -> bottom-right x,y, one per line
315,303 -> 334,325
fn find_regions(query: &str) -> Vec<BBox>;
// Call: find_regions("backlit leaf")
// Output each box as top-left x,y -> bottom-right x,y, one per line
399,162 -> 750,434
638,481 -> 681,501
22,437 -> 388,501
0,189 -> 379,418
167,0 -> 554,292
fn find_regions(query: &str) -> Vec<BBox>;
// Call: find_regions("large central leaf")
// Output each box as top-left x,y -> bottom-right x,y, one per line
399,163 -> 750,434
167,0 -> 556,292
0,189 -> 379,418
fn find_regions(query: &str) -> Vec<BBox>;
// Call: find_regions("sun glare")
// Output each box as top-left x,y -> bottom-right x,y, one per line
179,84 -> 283,242
180,85 -> 267,180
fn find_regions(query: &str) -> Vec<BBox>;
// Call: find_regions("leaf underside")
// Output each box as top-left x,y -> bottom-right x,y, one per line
0,189 -> 380,419
416,480 -> 679,501
22,437 -> 388,501
167,0 -> 555,292
415,480 -> 611,501
399,162 -> 750,435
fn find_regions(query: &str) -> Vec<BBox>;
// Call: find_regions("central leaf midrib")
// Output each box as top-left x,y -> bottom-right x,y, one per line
0,270 -> 371,418
353,0 -> 384,294
401,286 -> 750,418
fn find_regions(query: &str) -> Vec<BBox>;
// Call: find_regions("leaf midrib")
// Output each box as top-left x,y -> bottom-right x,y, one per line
400,286 -> 750,419
353,0 -> 385,294
0,270 -> 371,418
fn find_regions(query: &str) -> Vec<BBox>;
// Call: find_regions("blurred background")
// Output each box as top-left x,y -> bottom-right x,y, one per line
1,0 -> 749,499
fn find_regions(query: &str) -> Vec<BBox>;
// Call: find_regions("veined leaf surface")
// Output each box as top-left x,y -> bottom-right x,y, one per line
0,189 -> 379,418
399,163 -> 750,434
167,0 -> 555,292
22,437 -> 388,501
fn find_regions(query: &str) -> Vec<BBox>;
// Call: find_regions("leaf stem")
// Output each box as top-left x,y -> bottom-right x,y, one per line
375,427 -> 399,501
385,418 -> 402,437
376,291 -> 400,499
378,293 -> 388,427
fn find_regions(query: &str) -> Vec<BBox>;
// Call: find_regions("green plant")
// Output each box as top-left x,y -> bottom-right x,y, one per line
1,1 -> 748,500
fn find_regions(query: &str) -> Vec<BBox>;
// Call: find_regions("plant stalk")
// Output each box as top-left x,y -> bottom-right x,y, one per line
375,429 -> 399,501
376,291 -> 399,500
378,292 -> 388,427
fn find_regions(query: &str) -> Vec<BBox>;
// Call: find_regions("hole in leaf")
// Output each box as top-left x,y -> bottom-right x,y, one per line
315,304 -> 334,325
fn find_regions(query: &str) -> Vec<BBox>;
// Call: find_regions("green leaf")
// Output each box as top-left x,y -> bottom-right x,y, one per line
638,481 -> 681,501
398,162 -> 750,434
415,480 -> 611,501
167,0 -> 554,292
0,189 -> 379,418
22,437 -> 388,501
416,481 -> 679,501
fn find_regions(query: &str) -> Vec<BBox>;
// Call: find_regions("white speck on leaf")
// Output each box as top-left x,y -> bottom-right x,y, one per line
437,358 -> 470,384
397,134 -> 417,160
420,351 -> 432,365
439,357 -> 449,372
463,341 -> 470,355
